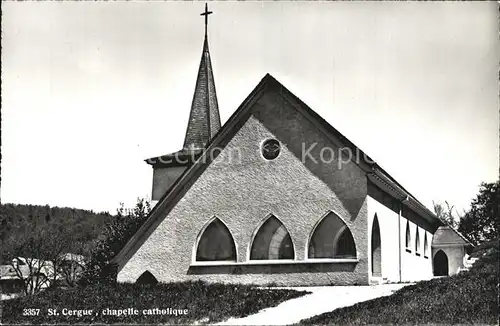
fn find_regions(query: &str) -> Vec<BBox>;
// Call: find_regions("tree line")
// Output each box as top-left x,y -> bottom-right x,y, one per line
0,203 -> 112,252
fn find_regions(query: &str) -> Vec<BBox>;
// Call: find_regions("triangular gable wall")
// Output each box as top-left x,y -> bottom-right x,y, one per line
114,74 -> 370,270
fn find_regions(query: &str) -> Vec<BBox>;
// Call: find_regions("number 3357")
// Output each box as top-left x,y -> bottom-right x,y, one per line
23,309 -> 40,316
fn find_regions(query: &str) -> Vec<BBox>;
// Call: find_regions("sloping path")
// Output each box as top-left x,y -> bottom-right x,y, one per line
217,283 -> 411,325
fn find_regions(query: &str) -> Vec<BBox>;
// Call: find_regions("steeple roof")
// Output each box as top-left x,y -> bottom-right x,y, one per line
146,4 -> 220,167
183,9 -> 221,150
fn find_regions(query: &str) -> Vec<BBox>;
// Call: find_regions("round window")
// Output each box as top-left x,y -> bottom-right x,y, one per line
262,139 -> 281,160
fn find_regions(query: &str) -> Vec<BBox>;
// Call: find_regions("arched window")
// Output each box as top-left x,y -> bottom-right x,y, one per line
424,233 -> 429,258
250,215 -> 294,260
405,221 -> 411,251
308,211 -> 356,259
415,227 -> 421,255
371,215 -> 382,276
196,218 -> 237,261
136,271 -> 158,285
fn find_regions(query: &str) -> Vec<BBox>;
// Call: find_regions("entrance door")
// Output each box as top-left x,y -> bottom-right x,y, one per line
433,250 -> 449,276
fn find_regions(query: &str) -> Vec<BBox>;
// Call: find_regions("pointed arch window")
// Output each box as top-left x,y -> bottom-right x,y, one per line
308,211 -> 356,259
371,215 -> 382,276
415,227 -> 421,256
196,218 -> 237,261
405,221 -> 411,252
424,233 -> 429,258
250,215 -> 294,260
136,271 -> 158,285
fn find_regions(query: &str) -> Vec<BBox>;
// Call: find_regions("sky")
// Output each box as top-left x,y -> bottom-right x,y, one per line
1,1 -> 498,215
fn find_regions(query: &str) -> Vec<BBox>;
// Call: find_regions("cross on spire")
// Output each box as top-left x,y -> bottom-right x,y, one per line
182,2 -> 221,150
200,3 -> 213,38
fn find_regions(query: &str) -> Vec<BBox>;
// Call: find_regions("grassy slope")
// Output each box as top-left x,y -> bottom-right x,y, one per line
2,281 -> 309,324
301,243 -> 499,325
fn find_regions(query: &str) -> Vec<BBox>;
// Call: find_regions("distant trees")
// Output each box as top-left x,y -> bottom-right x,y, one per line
0,203 -> 111,259
458,181 -> 499,245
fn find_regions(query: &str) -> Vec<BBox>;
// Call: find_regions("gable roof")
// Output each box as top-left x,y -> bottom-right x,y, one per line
432,226 -> 473,246
112,73 -> 441,270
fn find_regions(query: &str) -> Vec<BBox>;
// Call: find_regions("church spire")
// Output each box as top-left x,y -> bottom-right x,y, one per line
183,3 -> 221,150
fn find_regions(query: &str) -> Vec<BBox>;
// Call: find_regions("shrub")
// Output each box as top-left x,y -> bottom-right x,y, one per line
78,199 -> 150,286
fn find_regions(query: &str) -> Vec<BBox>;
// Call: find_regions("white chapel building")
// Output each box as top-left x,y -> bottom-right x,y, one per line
113,5 -> 472,286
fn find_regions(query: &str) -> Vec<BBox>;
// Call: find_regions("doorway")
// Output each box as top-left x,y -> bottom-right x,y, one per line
433,250 -> 449,276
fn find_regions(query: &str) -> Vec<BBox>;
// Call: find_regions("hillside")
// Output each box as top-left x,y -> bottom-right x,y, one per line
0,203 -> 113,257
300,242 -> 499,325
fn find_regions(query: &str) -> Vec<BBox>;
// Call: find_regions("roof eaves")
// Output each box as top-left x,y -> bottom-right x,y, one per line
369,167 -> 440,224
145,148 -> 205,167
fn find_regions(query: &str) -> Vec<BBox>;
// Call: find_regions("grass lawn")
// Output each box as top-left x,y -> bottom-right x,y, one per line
300,242 -> 499,325
2,280 -> 309,324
